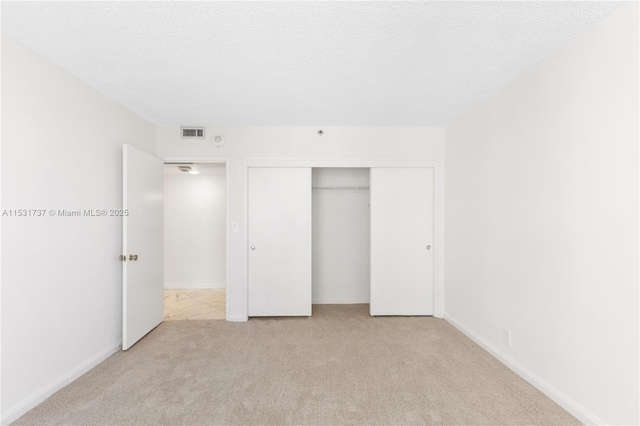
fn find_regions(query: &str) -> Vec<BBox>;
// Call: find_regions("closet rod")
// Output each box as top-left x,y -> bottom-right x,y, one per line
312,186 -> 370,190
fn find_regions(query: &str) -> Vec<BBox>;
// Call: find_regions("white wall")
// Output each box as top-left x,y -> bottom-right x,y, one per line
1,36 -> 157,423
312,168 -> 370,304
444,4 -> 639,425
164,171 -> 226,289
158,127 -> 444,321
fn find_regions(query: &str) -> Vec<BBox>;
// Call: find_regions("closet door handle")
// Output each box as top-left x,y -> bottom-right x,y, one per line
426,245 -> 431,250
250,245 -> 256,250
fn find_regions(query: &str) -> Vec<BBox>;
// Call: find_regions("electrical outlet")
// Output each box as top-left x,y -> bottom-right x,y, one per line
503,329 -> 511,347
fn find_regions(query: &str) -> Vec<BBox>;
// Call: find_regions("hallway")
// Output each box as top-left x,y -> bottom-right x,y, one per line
163,289 -> 226,321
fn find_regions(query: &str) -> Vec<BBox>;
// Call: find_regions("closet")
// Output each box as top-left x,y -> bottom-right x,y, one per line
369,168 -> 433,315
247,166 -> 434,317
247,167 -> 312,316
312,168 -> 370,305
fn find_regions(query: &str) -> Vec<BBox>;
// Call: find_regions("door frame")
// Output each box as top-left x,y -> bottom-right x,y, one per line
244,158 -> 443,320
163,157 -> 230,320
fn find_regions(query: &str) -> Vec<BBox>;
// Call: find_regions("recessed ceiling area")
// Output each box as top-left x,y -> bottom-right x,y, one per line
1,1 -> 623,127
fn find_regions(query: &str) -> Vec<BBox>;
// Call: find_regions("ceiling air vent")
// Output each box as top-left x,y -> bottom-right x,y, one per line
181,126 -> 205,139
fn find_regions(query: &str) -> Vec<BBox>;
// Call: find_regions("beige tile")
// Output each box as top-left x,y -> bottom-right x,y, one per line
163,308 -> 186,321
182,289 -> 210,298
194,296 -> 223,307
209,303 -> 226,312
178,301 -> 220,319
192,290 -> 226,306
164,296 -> 202,311
163,289 -> 225,321
164,291 -> 190,303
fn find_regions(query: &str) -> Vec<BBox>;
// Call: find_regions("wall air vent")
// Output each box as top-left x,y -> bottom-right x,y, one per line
180,126 -> 206,139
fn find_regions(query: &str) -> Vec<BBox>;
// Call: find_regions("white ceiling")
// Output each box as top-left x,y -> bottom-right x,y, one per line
1,1 -> 623,127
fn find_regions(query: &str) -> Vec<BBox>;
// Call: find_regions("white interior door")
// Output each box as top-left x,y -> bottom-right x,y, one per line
122,145 -> 164,350
248,167 -> 312,316
370,168 -> 434,316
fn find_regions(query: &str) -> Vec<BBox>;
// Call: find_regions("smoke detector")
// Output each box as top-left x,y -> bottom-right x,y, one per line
212,134 -> 225,148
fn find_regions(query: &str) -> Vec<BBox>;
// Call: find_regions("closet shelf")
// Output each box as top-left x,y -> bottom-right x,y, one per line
312,186 -> 370,190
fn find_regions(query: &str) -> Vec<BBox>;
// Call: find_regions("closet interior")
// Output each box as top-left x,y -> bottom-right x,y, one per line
312,168 -> 370,305
312,168 -> 370,304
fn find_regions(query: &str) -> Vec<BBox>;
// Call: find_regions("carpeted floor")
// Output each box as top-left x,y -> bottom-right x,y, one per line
15,305 -> 579,425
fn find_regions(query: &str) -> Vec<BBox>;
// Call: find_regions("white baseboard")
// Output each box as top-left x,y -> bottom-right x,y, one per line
1,341 -> 121,425
226,315 -> 247,322
312,298 -> 370,304
444,314 -> 605,426
164,282 -> 226,290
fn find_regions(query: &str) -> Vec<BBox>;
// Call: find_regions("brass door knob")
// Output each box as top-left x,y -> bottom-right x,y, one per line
129,254 -> 139,261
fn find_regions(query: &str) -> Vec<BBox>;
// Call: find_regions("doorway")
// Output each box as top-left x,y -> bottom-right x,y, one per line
163,162 -> 227,320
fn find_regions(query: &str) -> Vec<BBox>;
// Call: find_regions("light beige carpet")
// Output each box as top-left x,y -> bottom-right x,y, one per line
15,305 -> 579,425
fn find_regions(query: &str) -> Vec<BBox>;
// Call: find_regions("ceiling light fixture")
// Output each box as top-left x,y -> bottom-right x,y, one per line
177,165 -> 199,174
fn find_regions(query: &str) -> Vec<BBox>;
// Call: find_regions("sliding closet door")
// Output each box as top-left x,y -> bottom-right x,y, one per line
370,168 -> 434,316
248,167 -> 312,316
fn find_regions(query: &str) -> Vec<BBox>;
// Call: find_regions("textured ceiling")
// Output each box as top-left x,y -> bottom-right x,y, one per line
1,1 -> 623,127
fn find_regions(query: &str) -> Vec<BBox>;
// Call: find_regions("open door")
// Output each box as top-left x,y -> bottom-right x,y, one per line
122,145 -> 164,350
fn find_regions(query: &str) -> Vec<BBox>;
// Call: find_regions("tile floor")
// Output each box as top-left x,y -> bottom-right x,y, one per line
163,289 -> 226,321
